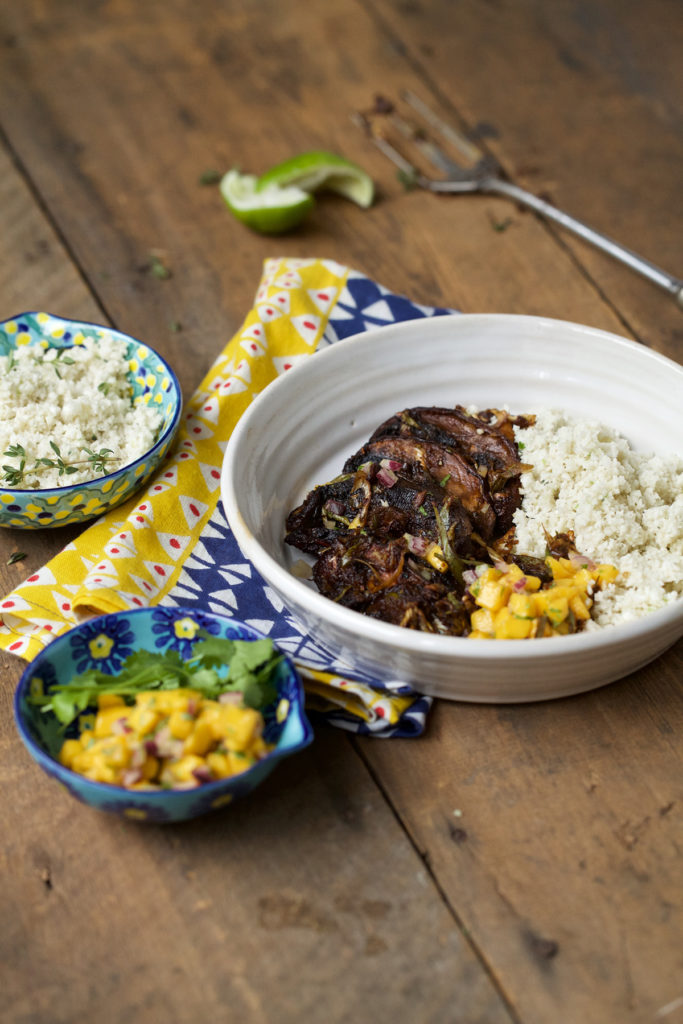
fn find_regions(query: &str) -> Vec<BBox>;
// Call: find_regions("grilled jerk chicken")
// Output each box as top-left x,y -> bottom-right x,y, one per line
285,405 -> 534,636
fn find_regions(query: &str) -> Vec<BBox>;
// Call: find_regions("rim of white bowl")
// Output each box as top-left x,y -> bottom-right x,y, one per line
221,313 -> 683,662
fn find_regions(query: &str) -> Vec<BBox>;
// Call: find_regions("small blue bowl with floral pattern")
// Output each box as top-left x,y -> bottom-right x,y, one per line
14,607 -> 313,823
0,312 -> 182,529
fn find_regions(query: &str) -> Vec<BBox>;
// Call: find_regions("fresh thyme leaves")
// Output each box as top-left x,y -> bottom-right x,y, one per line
29,633 -> 282,728
7,551 -> 27,565
98,381 -> 111,395
81,447 -> 117,475
1,440 -> 121,486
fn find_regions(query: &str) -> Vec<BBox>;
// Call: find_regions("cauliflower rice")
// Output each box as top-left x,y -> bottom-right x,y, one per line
0,336 -> 163,488
513,409 -> 683,628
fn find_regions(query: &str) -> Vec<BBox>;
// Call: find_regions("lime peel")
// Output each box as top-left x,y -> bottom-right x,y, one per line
257,150 -> 375,209
219,170 -> 314,235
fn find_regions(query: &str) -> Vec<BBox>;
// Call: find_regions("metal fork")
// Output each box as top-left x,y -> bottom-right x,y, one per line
354,90 -> 683,308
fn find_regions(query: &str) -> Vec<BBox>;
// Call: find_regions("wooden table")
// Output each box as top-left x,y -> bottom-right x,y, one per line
1,3 -> 681,1022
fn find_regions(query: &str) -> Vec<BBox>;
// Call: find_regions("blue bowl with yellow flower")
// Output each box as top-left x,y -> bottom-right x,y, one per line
0,312 -> 181,529
14,607 -> 313,823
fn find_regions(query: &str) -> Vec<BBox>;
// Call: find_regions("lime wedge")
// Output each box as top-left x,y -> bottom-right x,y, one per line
219,169 -> 315,235
257,151 -> 375,209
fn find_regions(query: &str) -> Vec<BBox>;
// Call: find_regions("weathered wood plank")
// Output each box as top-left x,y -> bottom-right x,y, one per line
0,0 -> 630,404
0,3 -> 680,1023
371,0 -> 683,359
0,20 -> 517,1024
357,651 -> 683,1024
0,716 -> 514,1024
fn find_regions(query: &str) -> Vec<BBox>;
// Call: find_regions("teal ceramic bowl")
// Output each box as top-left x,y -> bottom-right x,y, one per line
0,313 -> 182,529
14,607 -> 313,823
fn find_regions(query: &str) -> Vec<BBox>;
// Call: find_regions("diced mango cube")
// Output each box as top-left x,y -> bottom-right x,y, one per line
126,704 -> 159,736
59,739 -> 83,768
164,755 -> 206,784
475,579 -> 509,612
183,720 -> 214,756
569,594 -> 591,620
168,709 -> 194,740
594,563 -> 618,586
507,593 -> 536,618
94,705 -> 131,738
493,607 -> 534,639
544,595 -> 569,626
470,608 -> 496,634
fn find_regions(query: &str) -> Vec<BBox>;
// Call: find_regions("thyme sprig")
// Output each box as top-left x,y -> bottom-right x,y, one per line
1,441 -> 121,488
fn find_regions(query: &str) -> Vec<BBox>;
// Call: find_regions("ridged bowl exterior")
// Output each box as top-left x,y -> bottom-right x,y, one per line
222,314 -> 683,702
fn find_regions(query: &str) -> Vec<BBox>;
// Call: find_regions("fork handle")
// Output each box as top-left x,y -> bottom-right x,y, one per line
439,176 -> 683,306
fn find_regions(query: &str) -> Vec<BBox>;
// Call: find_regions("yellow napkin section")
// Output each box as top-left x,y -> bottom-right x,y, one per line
0,258 -> 427,734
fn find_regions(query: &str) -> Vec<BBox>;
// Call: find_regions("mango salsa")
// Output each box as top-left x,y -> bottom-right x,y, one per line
467,557 -> 618,640
59,688 -> 272,790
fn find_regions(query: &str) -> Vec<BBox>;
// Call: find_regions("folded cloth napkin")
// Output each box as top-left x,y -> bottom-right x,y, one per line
0,258 -> 455,736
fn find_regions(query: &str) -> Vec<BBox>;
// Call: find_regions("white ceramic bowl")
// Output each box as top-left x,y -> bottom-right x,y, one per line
221,314 -> 683,702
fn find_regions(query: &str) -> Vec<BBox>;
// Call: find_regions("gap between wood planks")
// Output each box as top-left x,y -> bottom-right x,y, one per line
348,732 -> 525,1024
358,0 -> 646,346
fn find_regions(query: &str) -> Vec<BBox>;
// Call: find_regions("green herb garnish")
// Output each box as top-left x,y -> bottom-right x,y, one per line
7,551 -> 27,565
198,169 -> 222,186
29,633 -> 282,729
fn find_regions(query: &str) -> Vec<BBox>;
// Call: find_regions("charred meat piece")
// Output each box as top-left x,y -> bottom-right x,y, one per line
344,436 -> 497,539
284,403 -> 533,637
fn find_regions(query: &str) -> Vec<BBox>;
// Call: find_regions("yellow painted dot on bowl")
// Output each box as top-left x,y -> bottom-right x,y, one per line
124,808 -> 148,820
51,328 -> 64,338
69,494 -> 84,506
54,509 -> 73,520
74,332 -> 85,345
101,479 -> 114,493
135,463 -> 147,476
25,503 -> 42,514
161,376 -> 170,389
211,793 -> 234,809
37,313 -> 49,323
47,495 -> 60,505
114,482 -> 130,495
5,322 -> 17,334
17,332 -> 32,346
137,346 -> 149,359
1,494 -> 14,504
146,373 -> 156,387
135,376 -> 145,387
40,339 -> 49,348
154,393 -> 163,404
129,359 -> 139,372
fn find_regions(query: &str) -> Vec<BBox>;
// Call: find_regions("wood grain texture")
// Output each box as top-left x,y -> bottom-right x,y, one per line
0,1 -> 681,1022
370,0 -> 683,358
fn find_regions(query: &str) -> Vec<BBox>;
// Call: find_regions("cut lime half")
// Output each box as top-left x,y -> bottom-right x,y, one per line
257,151 -> 374,208
220,169 -> 315,235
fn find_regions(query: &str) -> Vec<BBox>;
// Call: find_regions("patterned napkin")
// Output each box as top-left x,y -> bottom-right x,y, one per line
0,258 -> 455,736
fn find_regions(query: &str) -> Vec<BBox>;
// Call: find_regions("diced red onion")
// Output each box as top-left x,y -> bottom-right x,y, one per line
405,534 -> 429,556
376,467 -> 397,488
121,769 -> 142,787
192,766 -> 213,784
462,569 -> 478,587
380,458 -> 402,472
111,717 -> 132,736
512,577 -> 528,591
